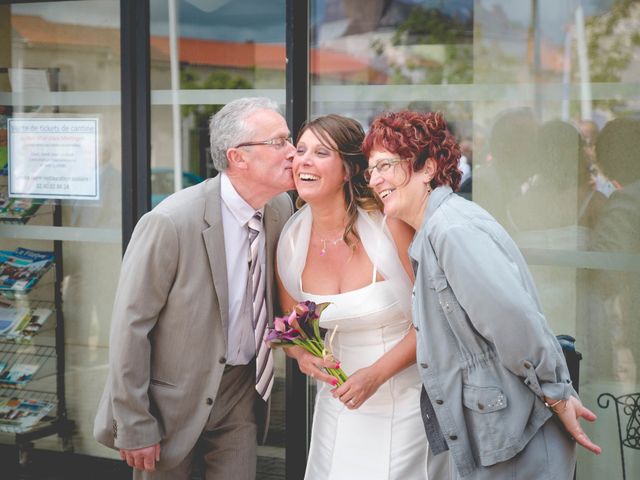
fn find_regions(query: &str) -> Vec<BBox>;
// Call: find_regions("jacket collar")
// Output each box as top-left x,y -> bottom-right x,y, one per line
423,185 -> 453,227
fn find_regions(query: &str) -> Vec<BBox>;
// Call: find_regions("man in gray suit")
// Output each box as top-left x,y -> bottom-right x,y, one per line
94,97 -> 295,479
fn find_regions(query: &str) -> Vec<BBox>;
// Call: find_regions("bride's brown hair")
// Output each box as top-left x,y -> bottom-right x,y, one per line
295,114 -> 382,248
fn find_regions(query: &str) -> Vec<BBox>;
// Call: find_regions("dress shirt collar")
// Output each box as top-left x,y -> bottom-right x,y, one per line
220,172 -> 264,226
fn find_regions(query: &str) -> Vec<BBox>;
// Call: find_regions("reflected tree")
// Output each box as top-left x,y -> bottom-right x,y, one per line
373,4 -> 473,85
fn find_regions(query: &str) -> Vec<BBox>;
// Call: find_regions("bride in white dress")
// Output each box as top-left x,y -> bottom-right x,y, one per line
276,114 -> 428,479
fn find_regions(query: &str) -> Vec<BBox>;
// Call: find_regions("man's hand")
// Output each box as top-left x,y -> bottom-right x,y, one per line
120,443 -> 161,471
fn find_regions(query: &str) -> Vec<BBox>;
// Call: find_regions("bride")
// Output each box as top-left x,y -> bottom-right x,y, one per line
276,114 -> 428,479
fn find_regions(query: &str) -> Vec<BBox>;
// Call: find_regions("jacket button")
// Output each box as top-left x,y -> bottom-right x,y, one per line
420,362 -> 428,369
435,399 -> 444,405
523,361 -> 532,369
449,435 -> 458,441
414,325 -> 420,331
219,356 -> 226,364
478,402 -> 485,410
206,397 -> 213,405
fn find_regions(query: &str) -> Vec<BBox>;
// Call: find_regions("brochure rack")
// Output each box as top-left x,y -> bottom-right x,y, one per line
0,198 -> 74,464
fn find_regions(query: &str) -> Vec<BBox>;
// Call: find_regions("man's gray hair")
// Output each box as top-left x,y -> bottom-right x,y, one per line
209,97 -> 281,171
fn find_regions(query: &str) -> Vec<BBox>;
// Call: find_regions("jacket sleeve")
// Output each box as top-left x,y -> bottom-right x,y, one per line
108,211 -> 179,449
431,222 -> 575,401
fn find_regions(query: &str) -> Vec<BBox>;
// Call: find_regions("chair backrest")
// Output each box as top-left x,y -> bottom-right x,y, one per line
598,392 -> 640,480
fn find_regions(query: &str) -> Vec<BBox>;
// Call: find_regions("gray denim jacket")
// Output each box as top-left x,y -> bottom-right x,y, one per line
409,186 -> 576,477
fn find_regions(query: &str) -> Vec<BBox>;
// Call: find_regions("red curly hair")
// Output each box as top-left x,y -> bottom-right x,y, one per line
362,110 -> 462,191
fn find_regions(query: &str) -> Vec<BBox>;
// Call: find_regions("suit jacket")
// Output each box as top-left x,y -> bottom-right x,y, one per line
94,176 -> 293,470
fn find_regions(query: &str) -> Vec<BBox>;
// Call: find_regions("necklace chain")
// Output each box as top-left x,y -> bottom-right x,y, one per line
319,236 -> 343,256
313,226 -> 344,256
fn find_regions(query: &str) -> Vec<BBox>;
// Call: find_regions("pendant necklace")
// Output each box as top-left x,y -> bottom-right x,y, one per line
319,234 -> 343,256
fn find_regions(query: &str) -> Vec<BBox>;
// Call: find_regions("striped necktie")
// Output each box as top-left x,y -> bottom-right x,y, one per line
247,211 -> 274,400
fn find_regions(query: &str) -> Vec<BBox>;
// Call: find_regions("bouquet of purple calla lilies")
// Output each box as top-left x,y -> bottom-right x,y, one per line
267,300 -> 348,386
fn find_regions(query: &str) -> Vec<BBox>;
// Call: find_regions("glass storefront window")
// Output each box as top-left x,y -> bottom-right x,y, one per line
148,1 -> 288,476
309,1 -> 640,478
0,0 -> 122,463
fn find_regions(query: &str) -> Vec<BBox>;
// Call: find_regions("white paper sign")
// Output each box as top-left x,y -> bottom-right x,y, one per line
8,118 -> 100,200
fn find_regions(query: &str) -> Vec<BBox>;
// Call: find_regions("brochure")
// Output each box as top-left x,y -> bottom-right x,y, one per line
0,396 -> 55,432
0,194 -> 44,223
0,306 -> 31,336
5,308 -> 52,342
0,248 -> 54,293
0,363 -> 40,386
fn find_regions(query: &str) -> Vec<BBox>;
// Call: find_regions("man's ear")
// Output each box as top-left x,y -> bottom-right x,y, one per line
227,147 -> 248,171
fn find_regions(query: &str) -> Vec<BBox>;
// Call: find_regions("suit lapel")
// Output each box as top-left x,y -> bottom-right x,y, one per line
202,176 -> 229,348
264,201 -> 281,325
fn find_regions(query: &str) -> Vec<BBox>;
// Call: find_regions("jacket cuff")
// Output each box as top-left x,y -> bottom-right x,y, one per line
541,381 -> 576,402
113,420 -> 162,451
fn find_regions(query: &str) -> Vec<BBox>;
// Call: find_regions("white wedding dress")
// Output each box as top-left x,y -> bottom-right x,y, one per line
277,206 -> 427,480
301,277 -> 428,479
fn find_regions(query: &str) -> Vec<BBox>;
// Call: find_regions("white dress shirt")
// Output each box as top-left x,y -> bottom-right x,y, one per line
220,173 -> 265,365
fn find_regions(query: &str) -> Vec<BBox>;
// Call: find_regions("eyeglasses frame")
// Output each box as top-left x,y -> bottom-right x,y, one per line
234,135 -> 293,149
364,157 -> 408,182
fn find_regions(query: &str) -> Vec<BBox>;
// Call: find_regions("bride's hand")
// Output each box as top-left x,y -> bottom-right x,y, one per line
332,366 -> 382,409
286,346 -> 340,386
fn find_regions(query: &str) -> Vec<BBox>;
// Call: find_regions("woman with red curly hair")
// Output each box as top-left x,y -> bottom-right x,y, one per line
363,110 -> 601,479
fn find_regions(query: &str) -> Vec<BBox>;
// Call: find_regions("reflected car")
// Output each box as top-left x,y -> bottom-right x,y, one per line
151,168 -> 204,208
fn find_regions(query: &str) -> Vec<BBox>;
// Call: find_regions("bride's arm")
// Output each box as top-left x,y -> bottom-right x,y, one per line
276,266 -> 339,386
332,217 -> 417,409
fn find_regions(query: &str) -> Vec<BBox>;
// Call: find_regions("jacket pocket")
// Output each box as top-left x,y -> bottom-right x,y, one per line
427,272 -> 448,292
463,384 -> 507,413
150,378 -> 177,389
462,384 -> 509,463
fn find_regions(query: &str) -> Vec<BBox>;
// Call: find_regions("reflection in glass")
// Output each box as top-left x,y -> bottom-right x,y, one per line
310,1 -> 640,478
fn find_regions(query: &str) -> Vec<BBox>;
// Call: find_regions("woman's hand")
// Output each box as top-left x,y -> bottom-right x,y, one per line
286,345 -> 340,386
331,366 -> 382,409
547,396 -> 602,455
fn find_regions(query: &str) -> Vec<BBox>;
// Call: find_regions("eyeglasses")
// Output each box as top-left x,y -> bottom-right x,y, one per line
363,158 -> 408,182
234,135 -> 293,149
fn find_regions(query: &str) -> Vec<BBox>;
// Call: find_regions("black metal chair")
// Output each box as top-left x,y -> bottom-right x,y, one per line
597,392 -> 640,480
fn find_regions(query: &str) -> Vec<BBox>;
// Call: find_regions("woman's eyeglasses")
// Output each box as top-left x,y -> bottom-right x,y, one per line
234,136 -> 293,149
363,158 -> 407,182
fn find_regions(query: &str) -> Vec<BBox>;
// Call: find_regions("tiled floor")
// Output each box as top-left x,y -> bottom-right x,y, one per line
0,378 -> 287,479
0,447 -> 285,480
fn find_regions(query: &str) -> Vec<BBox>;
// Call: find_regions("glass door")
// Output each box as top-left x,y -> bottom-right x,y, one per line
0,0 -> 122,461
